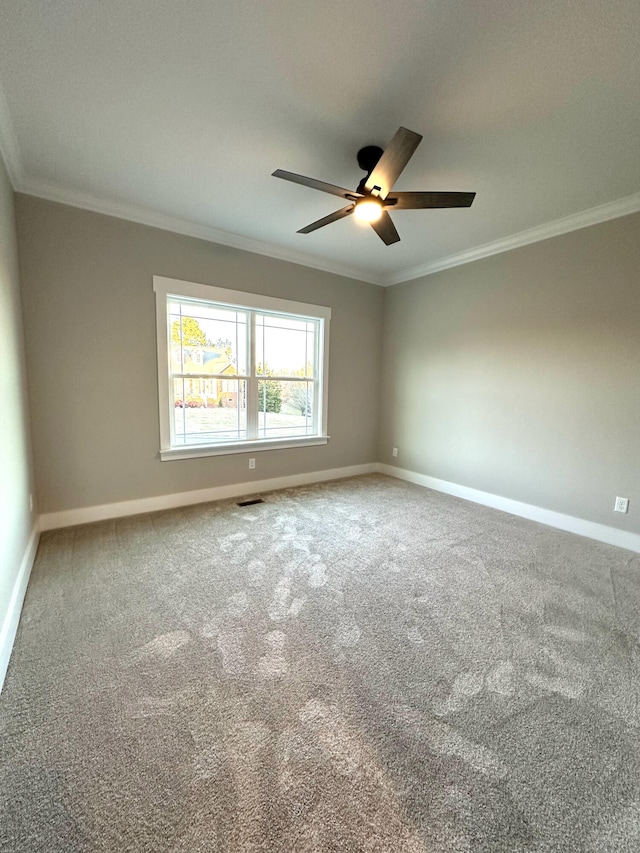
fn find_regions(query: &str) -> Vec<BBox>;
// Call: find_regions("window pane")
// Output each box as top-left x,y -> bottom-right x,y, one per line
257,379 -> 314,438
173,378 -> 246,444
169,301 -> 247,376
255,314 -> 315,377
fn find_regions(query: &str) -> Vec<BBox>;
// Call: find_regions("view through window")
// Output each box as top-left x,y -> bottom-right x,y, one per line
154,278 -> 330,458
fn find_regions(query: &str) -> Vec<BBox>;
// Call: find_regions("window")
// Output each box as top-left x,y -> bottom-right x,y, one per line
153,277 -> 330,460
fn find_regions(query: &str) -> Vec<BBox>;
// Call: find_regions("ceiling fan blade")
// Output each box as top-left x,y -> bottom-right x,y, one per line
297,205 -> 355,234
387,191 -> 476,209
370,211 -> 400,245
273,169 -> 362,200
364,127 -> 422,199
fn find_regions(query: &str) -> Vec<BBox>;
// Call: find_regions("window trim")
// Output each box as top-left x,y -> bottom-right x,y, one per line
153,276 -> 331,460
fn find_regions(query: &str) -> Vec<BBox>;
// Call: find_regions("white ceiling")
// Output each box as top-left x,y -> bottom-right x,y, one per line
0,0 -> 639,285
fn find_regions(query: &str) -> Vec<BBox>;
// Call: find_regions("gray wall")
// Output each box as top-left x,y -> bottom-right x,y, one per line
380,212 -> 640,533
16,195 -> 384,514
0,162 -> 36,624
13,192 -> 640,532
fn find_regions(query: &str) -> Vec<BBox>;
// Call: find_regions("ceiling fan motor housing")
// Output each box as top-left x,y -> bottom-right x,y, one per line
357,146 -> 384,176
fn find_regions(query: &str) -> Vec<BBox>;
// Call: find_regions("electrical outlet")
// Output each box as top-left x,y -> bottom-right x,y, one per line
614,496 -> 629,513
392,447 -> 398,458
249,458 -> 256,470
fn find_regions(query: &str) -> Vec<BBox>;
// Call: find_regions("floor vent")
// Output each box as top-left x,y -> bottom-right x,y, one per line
236,498 -> 265,507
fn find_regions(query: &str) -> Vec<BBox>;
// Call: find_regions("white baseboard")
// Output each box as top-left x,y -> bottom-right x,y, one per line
38,461 -> 640,553
378,464 -> 640,554
39,463 -> 379,530
0,523 -> 40,693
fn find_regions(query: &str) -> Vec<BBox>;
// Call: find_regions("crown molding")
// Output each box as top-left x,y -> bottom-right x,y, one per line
2,66 -> 638,288
16,177 -> 384,286
18,178 -> 639,290
384,192 -> 640,286
0,80 -> 23,186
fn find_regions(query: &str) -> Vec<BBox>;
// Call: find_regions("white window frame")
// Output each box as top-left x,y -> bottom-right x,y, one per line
153,276 -> 331,461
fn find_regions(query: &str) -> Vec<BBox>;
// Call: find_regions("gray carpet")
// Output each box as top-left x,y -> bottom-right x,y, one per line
2,474 -> 640,852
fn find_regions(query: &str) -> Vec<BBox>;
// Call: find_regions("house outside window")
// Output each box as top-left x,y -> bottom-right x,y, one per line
153,277 -> 330,460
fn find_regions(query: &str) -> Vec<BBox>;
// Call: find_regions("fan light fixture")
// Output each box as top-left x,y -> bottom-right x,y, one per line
353,198 -> 383,223
272,127 -> 476,245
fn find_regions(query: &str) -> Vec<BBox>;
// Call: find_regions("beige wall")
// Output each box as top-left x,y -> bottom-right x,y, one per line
380,213 -> 640,533
15,195 -> 384,514
0,163 -> 36,625
12,192 -> 640,533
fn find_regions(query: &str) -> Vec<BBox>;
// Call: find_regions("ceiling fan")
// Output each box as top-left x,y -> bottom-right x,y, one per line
273,127 -> 476,246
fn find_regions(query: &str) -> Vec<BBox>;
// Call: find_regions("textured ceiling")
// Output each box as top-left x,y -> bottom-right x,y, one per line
0,0 -> 639,284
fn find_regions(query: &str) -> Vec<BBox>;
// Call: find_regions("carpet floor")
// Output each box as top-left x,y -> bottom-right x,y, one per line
1,474 -> 640,852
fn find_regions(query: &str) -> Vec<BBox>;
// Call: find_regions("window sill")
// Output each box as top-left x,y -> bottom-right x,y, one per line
159,435 -> 329,461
